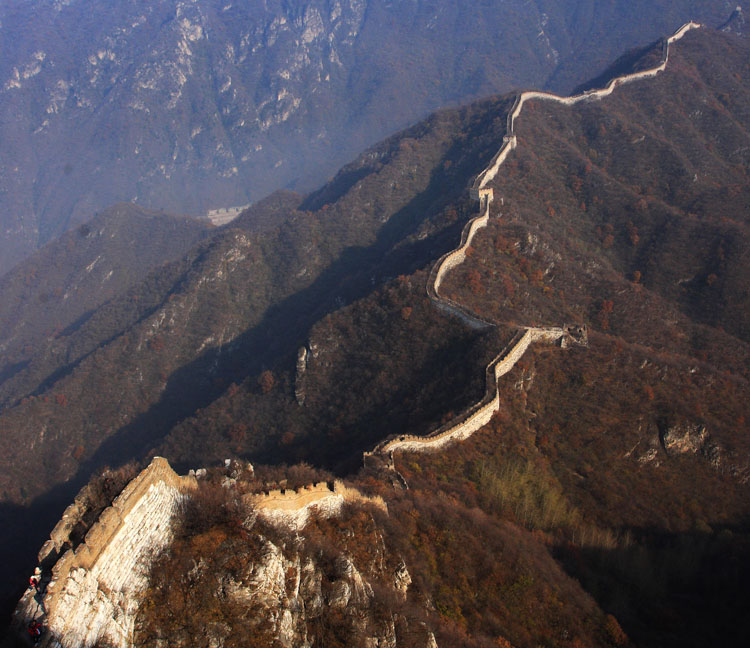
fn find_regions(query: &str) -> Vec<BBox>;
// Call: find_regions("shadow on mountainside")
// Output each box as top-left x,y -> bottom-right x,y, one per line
0,121 -> 511,631
68,173 -> 488,476
556,523 -> 750,648
571,39 -> 663,95
1,97 -> 512,417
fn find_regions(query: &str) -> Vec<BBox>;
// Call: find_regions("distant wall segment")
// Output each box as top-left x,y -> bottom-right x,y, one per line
398,22 -> 702,457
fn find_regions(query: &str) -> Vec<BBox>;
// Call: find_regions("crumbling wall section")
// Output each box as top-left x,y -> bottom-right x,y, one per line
15,457 -> 196,648
249,480 -> 387,530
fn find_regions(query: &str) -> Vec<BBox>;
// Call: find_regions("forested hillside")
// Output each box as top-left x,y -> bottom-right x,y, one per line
2,22 -> 749,648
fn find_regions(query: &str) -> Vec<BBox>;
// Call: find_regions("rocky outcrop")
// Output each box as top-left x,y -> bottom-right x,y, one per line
14,458 -> 390,646
661,422 -> 709,456
205,528 -> 430,648
295,345 -> 309,405
720,5 -> 746,36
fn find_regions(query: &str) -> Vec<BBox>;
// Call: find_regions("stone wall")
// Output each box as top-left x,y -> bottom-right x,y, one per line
476,21 -> 701,192
14,457 -> 196,648
16,459 -> 387,646
425,196 -> 495,329
384,22 -> 702,458
14,21 -> 703,645
248,480 -> 387,531
371,327 -> 565,455
206,202 -> 250,226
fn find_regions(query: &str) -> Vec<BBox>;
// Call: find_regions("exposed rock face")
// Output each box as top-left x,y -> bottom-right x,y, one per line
218,533 -> 419,648
721,5 -> 746,35
14,458 -> 401,647
393,560 -> 412,599
661,422 -> 709,456
295,345 -> 309,405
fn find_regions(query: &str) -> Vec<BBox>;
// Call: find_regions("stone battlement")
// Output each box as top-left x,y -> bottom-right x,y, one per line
16,460 -> 385,646
247,480 -> 387,530
15,457 -> 197,647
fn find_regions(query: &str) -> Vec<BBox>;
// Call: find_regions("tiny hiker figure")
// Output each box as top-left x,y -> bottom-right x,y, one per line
27,619 -> 43,643
28,567 -> 41,591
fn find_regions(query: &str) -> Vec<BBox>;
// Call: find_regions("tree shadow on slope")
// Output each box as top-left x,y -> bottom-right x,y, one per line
75,196 -> 479,476
275,325 -> 510,475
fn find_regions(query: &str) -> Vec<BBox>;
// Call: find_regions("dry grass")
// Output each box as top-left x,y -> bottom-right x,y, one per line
475,459 -> 580,532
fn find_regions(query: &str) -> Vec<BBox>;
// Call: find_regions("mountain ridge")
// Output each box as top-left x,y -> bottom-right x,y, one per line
0,0 -> 738,273
2,20 -> 750,646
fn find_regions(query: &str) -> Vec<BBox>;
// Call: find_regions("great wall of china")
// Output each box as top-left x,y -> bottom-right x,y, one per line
370,21 -> 702,458
13,22 -> 702,647
14,459 -> 385,647
15,458 -> 196,647
248,480 -> 387,529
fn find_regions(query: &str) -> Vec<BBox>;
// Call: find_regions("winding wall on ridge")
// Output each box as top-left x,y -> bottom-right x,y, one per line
374,21 -> 702,457
14,22 -> 704,646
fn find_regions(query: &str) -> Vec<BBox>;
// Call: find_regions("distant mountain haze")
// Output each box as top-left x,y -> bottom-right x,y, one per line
0,204 -> 212,368
0,0 -> 738,273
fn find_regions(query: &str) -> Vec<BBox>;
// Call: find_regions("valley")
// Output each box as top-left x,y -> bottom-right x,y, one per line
2,13 -> 750,648
0,0 -> 738,274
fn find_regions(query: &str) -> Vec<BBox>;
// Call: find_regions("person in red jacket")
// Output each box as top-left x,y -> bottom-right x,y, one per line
28,567 -> 42,591
27,619 -> 43,643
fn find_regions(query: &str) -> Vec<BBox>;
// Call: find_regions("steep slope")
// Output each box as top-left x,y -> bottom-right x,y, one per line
0,95 -> 516,505
445,27 -> 750,369
145,27 -> 750,645
0,204 -> 211,382
6,22 -> 750,648
0,0 -> 738,273
401,24 -> 750,647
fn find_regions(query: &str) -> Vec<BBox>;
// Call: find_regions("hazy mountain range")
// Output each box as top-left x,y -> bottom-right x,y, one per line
0,0 -> 739,273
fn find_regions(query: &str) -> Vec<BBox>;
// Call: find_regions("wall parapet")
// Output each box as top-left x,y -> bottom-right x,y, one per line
17,460 -> 386,645
247,480 -> 387,530
14,457 -> 197,648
